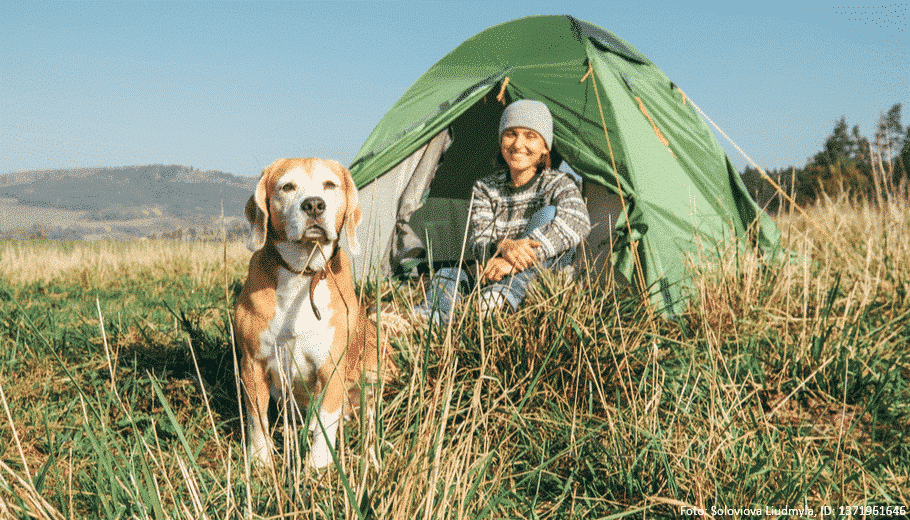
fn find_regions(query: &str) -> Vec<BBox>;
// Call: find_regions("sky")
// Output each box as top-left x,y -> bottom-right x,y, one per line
1,1 -> 907,179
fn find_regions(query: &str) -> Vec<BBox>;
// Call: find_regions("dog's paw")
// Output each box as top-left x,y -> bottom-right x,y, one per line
308,443 -> 335,470
309,454 -> 331,469
249,439 -> 274,468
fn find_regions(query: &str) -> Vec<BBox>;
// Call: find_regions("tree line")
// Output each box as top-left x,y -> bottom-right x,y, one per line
740,103 -> 909,213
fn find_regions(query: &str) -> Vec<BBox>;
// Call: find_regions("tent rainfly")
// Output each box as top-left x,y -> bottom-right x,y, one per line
346,14 -> 780,316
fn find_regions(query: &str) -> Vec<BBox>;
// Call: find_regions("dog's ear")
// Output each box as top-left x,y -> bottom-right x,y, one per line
246,170 -> 271,252
338,162 -> 362,255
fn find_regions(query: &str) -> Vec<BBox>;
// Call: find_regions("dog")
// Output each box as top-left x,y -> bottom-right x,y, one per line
234,157 -> 393,469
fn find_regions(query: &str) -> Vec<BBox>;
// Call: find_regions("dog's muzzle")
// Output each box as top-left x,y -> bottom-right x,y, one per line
300,196 -> 330,240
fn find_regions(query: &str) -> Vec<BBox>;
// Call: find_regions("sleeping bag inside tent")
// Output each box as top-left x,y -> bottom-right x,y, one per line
347,14 -> 780,316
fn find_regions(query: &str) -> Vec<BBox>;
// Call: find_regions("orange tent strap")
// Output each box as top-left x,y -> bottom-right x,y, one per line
496,77 -> 511,105
635,96 -> 675,157
676,86 -> 688,106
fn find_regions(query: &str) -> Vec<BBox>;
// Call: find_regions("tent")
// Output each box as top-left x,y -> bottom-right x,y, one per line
346,14 -> 779,316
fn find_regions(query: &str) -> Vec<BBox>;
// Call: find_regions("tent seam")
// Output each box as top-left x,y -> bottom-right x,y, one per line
582,59 -> 648,298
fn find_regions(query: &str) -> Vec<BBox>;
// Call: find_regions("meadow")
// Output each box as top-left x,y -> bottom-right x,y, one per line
0,193 -> 908,519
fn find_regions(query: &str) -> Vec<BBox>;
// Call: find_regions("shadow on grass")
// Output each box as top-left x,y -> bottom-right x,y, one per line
110,281 -> 248,445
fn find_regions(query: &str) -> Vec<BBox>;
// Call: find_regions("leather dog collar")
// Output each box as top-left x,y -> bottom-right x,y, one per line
274,242 -> 338,321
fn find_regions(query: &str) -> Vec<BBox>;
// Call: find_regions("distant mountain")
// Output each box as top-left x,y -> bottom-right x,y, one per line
0,164 -> 256,240
0,164 -> 255,218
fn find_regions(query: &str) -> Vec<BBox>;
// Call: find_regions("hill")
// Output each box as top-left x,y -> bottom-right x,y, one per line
0,164 -> 255,240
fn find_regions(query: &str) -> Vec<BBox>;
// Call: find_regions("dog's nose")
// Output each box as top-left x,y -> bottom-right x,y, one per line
302,197 -> 326,218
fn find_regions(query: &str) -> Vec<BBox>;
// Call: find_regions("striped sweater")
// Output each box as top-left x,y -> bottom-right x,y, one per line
470,168 -> 591,264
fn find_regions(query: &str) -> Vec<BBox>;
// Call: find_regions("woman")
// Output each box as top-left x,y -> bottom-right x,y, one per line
416,99 -> 591,321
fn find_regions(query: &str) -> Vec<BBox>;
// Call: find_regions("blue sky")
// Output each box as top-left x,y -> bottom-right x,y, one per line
1,1 -> 907,178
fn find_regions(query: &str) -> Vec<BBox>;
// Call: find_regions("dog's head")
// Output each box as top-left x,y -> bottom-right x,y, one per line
246,158 -> 362,255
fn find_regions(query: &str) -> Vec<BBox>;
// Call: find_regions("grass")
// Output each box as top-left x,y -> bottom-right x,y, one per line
0,194 -> 908,519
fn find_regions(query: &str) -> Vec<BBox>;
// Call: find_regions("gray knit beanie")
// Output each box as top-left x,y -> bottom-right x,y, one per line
498,99 -> 553,150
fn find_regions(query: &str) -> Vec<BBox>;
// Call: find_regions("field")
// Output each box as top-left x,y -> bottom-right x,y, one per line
0,194 -> 908,519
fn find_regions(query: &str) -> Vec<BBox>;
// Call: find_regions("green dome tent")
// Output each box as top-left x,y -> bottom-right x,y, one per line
347,14 -> 779,315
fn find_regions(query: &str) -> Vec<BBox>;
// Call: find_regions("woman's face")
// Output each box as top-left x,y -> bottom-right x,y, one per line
501,127 -> 547,174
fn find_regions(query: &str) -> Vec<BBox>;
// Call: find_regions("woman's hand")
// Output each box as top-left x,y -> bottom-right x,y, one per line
481,258 -> 516,284
497,238 -> 541,272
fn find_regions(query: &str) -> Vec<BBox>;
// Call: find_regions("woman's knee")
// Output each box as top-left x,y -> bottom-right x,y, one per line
479,290 -> 508,315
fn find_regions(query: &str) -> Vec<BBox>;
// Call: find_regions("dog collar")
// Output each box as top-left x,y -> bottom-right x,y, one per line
274,243 -> 338,321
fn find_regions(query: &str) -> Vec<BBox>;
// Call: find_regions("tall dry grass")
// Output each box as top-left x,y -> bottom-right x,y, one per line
0,239 -> 251,287
0,192 -> 908,518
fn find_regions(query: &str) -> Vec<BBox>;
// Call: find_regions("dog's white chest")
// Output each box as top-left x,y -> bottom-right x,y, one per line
258,271 -> 334,388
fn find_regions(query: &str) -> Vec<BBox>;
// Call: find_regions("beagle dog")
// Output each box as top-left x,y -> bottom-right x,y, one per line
234,157 -> 392,469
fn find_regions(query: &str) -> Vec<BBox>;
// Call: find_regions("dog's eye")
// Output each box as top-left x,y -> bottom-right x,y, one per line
280,183 -> 296,193
323,181 -> 337,190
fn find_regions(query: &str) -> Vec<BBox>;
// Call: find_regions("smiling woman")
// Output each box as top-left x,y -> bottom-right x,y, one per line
414,100 -> 591,322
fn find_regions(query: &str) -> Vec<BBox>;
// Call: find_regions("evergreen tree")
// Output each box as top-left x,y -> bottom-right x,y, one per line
812,116 -> 851,167
883,103 -> 903,155
803,116 -> 872,201
851,124 -> 870,164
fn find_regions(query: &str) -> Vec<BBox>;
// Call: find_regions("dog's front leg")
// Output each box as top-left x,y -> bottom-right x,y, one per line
308,364 -> 346,469
242,357 -> 274,467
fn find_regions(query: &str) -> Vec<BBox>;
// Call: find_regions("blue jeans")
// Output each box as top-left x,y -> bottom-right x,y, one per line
415,206 -> 570,322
